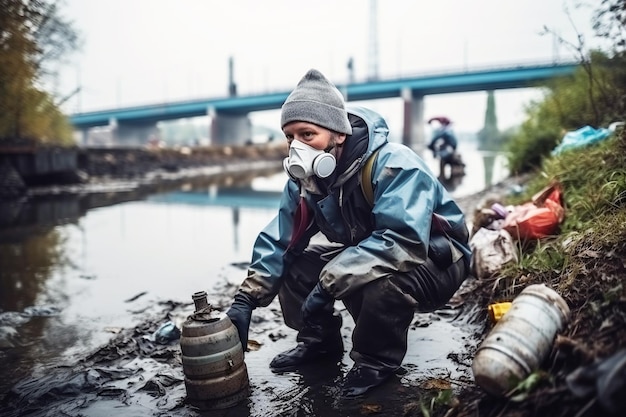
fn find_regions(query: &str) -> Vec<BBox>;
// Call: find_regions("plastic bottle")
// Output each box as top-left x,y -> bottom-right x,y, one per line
472,284 -> 570,397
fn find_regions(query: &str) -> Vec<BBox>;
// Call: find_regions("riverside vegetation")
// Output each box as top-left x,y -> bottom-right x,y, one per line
443,127 -> 626,417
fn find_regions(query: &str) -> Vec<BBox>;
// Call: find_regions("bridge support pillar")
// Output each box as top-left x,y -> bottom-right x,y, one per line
114,121 -> 160,147
401,88 -> 425,155
207,108 -> 252,146
74,128 -> 89,146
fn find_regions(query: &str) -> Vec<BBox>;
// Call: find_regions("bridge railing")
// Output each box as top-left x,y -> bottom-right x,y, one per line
234,58 -> 580,95
72,59 -> 580,115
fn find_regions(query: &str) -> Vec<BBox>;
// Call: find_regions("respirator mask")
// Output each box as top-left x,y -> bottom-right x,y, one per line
283,140 -> 336,179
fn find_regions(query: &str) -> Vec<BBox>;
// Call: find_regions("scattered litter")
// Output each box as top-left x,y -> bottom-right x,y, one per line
125,291 -> 148,303
470,228 -> 517,279
566,349 -> 626,414
503,182 -> 565,240
104,327 -> 123,334
153,321 -> 181,344
552,125 -> 611,155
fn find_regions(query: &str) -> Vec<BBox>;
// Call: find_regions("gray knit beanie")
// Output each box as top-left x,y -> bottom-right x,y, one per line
281,69 -> 352,135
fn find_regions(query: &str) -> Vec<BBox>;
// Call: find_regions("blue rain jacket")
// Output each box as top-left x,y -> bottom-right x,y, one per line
240,106 -> 471,307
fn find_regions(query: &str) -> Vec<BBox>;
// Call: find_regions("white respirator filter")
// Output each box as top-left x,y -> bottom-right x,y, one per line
283,140 -> 336,179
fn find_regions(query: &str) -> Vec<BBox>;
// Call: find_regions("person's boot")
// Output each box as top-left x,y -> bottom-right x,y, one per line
270,310 -> 343,372
269,337 -> 344,373
340,364 -> 395,398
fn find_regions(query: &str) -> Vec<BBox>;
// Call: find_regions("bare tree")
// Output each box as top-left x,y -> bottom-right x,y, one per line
593,0 -> 626,54
541,1 -> 626,125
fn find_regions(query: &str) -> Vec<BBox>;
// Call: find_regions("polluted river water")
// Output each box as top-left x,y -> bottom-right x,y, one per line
0,143 -> 509,416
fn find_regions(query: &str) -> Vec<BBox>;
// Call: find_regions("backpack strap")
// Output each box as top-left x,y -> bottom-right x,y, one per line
359,148 -> 465,270
360,149 -> 380,207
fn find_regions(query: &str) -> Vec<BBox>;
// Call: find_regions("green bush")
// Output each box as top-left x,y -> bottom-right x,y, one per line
505,51 -> 626,174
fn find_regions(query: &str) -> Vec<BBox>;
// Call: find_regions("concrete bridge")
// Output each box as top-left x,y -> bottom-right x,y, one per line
70,61 -> 578,150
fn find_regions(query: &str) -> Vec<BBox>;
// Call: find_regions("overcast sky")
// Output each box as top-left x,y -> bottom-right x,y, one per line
58,0 -> 601,133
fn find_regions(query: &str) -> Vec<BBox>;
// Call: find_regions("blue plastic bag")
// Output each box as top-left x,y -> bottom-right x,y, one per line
552,125 -> 611,155
153,321 -> 181,344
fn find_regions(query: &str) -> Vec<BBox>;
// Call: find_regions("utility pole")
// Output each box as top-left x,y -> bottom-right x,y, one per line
228,56 -> 237,97
347,57 -> 355,84
368,0 -> 379,81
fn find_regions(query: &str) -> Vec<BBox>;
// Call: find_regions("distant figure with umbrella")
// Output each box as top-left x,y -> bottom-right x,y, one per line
427,116 -> 465,178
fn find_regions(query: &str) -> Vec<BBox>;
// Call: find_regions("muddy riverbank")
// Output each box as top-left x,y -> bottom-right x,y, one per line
0,166 -> 531,417
0,267 -> 494,417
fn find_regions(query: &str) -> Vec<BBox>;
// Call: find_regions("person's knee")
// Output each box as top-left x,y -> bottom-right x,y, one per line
386,260 -> 466,313
426,260 -> 467,311
429,235 -> 453,268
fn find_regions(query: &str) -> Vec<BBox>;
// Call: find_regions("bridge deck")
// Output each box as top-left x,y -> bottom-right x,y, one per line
70,62 -> 578,129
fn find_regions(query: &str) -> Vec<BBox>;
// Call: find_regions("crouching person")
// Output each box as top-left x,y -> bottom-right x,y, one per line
226,69 -> 471,398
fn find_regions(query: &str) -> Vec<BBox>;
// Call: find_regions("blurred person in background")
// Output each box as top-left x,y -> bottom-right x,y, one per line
427,116 -> 465,178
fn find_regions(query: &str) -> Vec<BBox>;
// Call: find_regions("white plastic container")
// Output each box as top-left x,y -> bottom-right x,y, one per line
471,284 -> 570,396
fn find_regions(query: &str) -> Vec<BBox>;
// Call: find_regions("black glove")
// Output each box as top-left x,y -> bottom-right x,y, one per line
226,292 -> 257,351
301,282 -> 334,327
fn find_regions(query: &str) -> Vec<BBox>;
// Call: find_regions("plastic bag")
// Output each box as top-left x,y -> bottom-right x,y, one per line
470,228 -> 518,279
503,183 -> 565,240
566,349 -> 626,414
552,125 -> 610,155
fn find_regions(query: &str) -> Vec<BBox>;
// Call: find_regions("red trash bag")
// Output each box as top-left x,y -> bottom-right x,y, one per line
503,183 -> 565,240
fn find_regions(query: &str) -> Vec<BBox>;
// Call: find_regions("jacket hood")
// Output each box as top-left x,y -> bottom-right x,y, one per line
346,105 -> 390,161
320,105 -> 389,189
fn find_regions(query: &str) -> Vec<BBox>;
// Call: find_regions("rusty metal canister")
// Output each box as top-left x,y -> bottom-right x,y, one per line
471,284 -> 570,397
180,291 -> 250,409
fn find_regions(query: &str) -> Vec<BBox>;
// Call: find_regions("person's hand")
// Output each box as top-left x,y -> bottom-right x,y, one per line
226,292 -> 257,351
301,282 -> 334,327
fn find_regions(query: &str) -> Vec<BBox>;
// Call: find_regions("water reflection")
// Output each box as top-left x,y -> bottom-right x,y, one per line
422,142 -> 509,197
437,173 -> 465,193
0,226 -> 73,394
0,166 -> 285,395
0,231 -> 64,310
481,152 -> 505,190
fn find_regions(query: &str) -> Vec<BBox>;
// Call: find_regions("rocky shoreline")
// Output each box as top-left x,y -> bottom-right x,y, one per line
0,143 -> 289,199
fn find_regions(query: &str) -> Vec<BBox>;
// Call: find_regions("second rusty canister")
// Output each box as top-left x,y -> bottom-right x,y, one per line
180,291 -> 250,409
